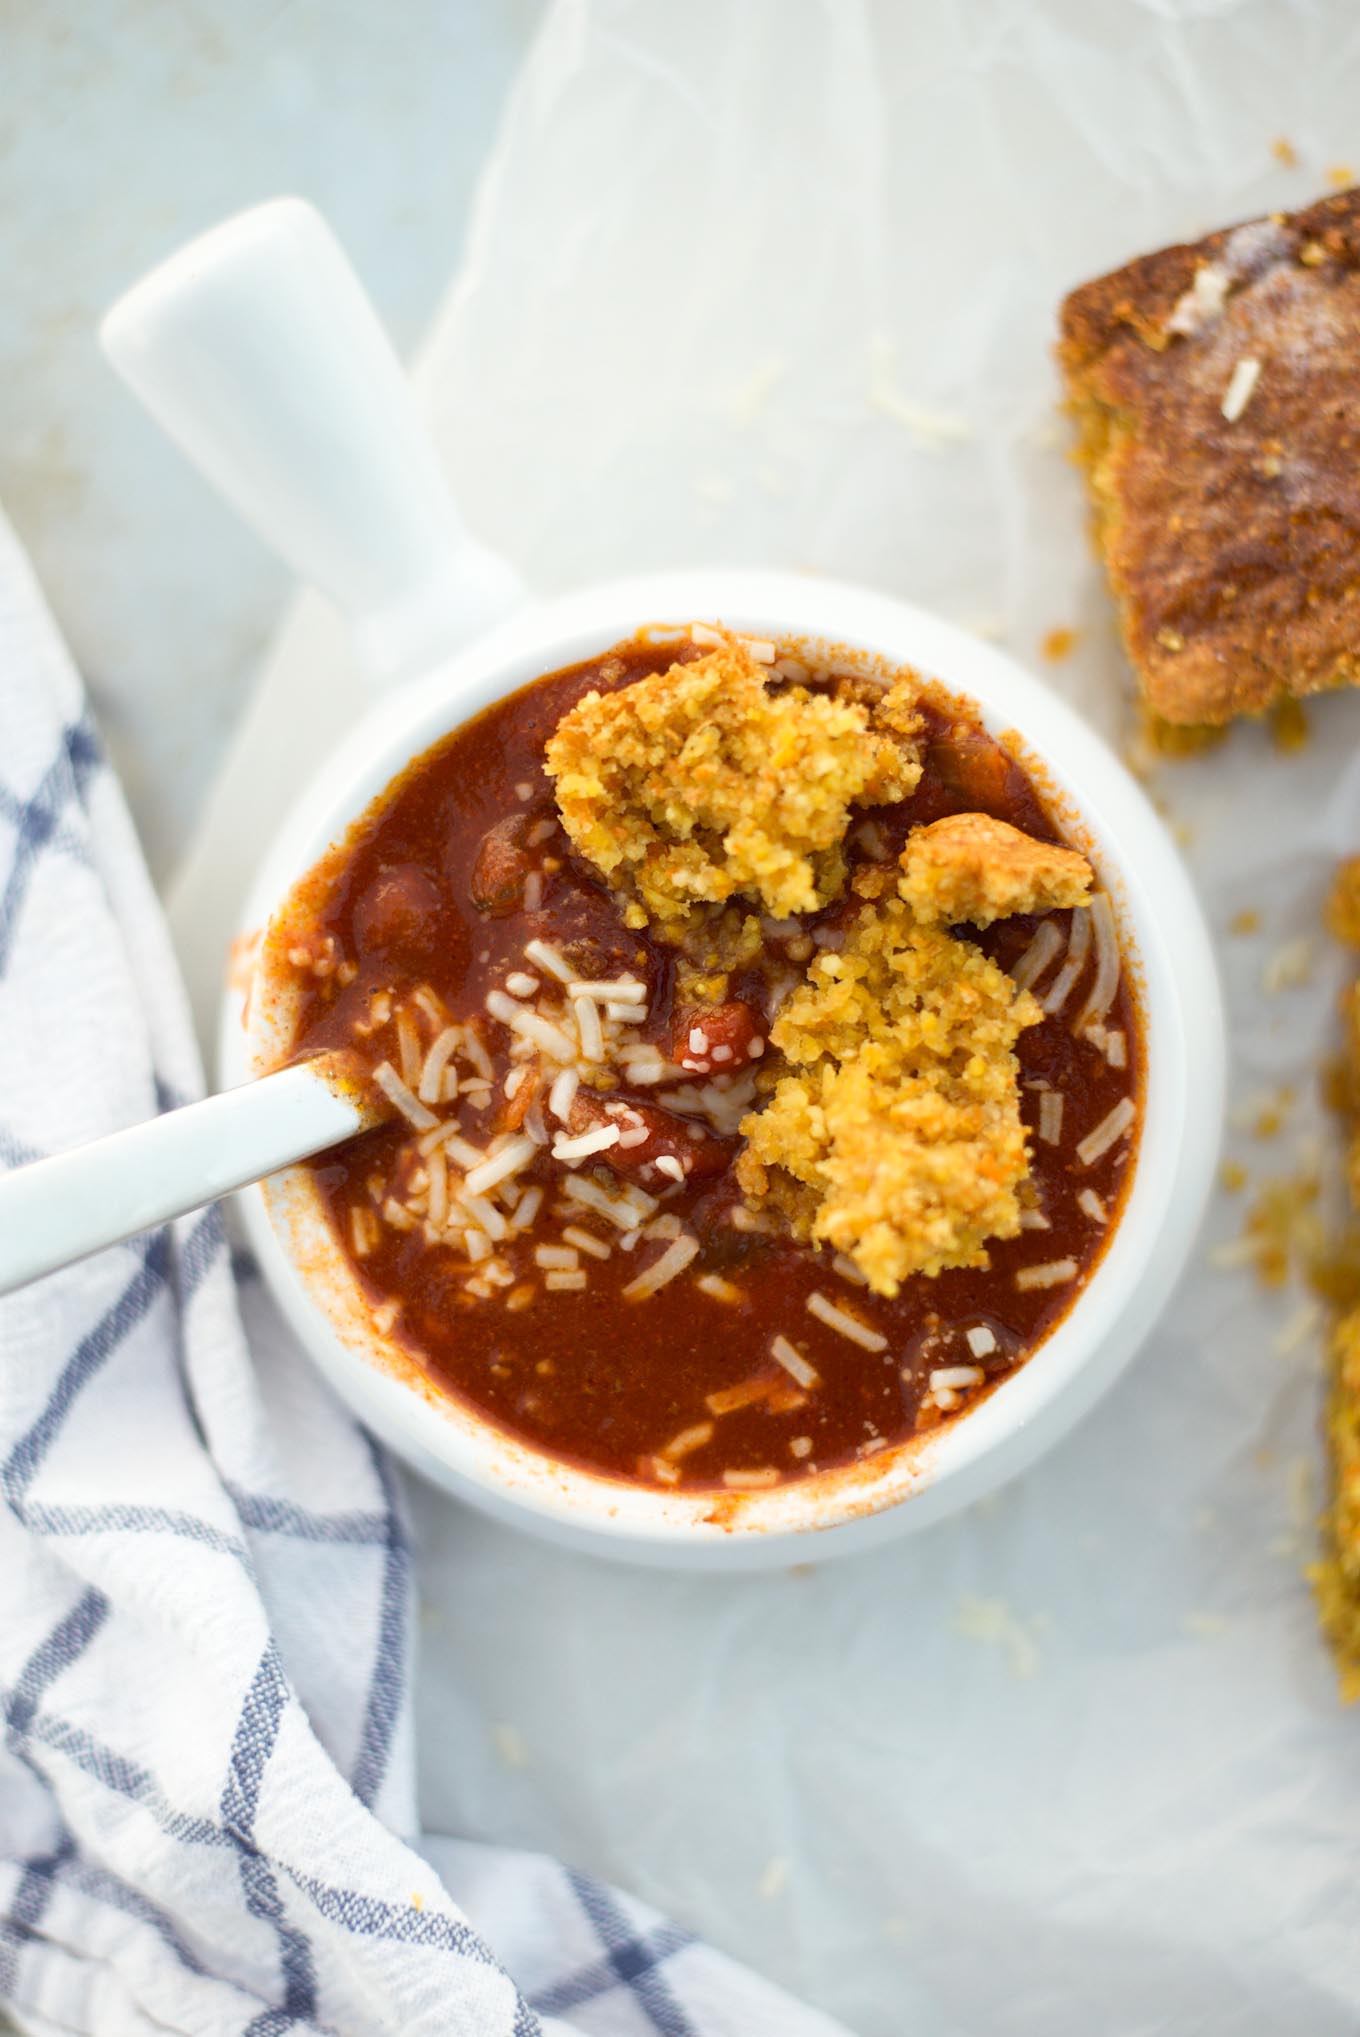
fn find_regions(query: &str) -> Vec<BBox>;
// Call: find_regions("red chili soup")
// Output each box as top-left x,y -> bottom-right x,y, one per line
270,627 -> 1142,1492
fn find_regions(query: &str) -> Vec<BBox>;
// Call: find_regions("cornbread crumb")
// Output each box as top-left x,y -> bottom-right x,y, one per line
545,638 -> 920,930
1142,710 -> 1228,759
1314,1303 -> 1360,1698
1271,137 -> 1299,168
1322,1051 -> 1352,1117
1041,626 -> 1079,661
1243,1172 -> 1323,1286
1220,1159 -> 1248,1193
1270,697 -> 1310,752
1229,1081 -> 1295,1137
1327,857 -> 1360,947
1229,909 -> 1261,936
1348,982 -> 1360,1095
736,899 -> 1040,1294
1311,1228 -> 1360,1312
898,812 -> 1093,929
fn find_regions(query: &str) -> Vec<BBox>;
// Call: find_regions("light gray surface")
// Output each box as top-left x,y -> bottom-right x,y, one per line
0,0 -> 541,879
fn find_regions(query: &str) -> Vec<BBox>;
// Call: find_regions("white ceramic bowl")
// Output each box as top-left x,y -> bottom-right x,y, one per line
222,567 -> 1223,1568
103,202 -> 1224,1569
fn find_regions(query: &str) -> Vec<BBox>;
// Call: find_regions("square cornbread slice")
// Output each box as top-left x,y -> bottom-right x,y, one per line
1060,189 -> 1360,726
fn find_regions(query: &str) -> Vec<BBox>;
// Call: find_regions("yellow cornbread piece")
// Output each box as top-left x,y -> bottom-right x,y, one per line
736,898 -> 1041,1294
544,639 -> 921,932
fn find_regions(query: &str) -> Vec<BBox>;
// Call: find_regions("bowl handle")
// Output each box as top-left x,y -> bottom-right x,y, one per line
100,197 -> 524,684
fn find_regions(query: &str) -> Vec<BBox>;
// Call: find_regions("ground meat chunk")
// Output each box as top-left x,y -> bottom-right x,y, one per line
1316,854 -> 1360,1697
544,636 -> 922,933
898,812 -> 1093,929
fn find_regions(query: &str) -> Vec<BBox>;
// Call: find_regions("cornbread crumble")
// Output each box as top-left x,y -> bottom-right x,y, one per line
545,636 -> 1104,1297
1326,856 -> 1360,947
899,812 -> 1093,929
545,637 -> 921,931
736,898 -> 1042,1294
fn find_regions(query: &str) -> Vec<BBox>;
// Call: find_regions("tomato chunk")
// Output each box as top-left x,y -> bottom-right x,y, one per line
927,726 -> 1016,809
567,1089 -> 734,1183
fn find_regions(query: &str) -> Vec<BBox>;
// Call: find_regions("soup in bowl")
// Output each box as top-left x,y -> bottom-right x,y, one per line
228,568 -> 1223,1567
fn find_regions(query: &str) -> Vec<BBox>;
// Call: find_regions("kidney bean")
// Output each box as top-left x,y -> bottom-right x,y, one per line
670,1001 -> 765,1074
469,816 -> 535,917
352,865 -> 443,950
567,1090 -> 734,1183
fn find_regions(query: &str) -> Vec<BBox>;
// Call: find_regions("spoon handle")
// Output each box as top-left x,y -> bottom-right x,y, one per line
0,1061 -> 367,1298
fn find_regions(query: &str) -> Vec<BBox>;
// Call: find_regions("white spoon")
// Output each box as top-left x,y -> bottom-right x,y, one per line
0,201 -> 517,1302
0,1059 -> 382,1296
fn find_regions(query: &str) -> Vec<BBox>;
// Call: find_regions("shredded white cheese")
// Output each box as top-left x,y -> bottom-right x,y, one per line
551,1123 -> 621,1163
1221,356 -> 1262,423
1076,1096 -> 1135,1168
1014,1258 -> 1078,1291
771,1335 -> 819,1389
805,1290 -> 887,1352
371,1060 -> 439,1132
622,1233 -> 700,1299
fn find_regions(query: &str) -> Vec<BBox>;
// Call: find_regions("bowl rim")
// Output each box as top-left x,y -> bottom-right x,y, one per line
224,566 -> 1225,1552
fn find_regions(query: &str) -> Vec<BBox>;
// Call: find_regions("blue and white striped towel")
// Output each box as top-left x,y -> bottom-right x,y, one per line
0,509 -> 852,2037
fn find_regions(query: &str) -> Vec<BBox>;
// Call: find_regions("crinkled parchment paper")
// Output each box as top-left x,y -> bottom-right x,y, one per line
171,3 -> 1360,2029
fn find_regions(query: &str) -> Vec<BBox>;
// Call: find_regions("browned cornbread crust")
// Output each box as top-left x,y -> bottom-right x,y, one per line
1060,189 -> 1360,725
